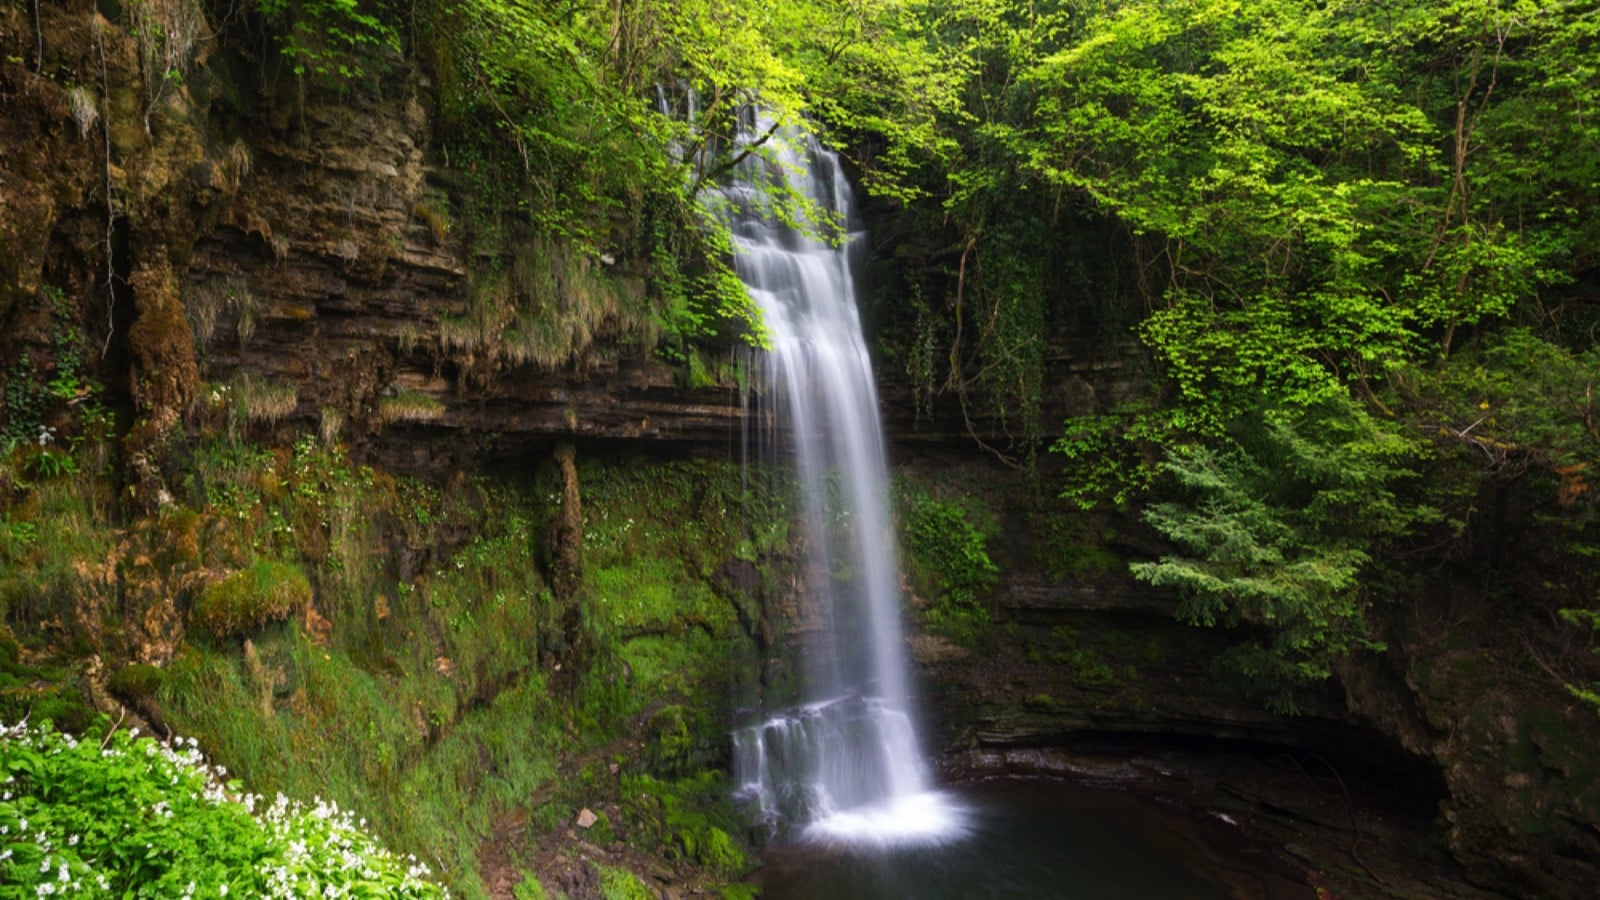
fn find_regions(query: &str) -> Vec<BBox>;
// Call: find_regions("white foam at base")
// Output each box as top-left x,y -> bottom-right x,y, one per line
800,790 -> 974,849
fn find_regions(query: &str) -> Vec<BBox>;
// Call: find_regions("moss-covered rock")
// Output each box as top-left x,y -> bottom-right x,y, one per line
192,560 -> 311,640
107,662 -> 166,701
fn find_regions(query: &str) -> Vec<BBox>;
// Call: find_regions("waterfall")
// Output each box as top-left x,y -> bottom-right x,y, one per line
720,113 -> 967,846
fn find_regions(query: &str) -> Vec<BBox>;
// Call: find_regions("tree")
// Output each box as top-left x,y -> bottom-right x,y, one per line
1130,397 -> 1436,709
1000,0 -> 1600,691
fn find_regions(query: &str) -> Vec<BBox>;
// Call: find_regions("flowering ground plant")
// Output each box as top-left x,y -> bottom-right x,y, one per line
0,717 -> 447,898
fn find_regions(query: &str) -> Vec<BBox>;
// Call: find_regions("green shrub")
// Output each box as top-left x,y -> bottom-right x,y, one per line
193,560 -> 311,640
0,718 -> 447,897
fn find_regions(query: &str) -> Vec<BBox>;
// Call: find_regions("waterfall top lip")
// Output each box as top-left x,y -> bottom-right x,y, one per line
800,789 -> 975,849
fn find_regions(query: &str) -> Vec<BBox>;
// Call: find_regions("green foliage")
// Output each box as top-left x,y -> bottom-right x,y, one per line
1130,398 -> 1436,709
0,640 -> 95,734
0,410 -> 774,894
253,0 -> 401,81
1559,608 -> 1600,716
991,0 -> 1600,482
154,441 -> 565,896
942,0 -> 1600,703
146,446 -> 775,895
107,664 -> 167,702
1014,0 -> 1500,379
598,865 -> 656,900
416,0 -> 964,358
0,476 -> 116,648
511,873 -> 549,900
2,288 -> 97,456
1053,403 -> 1167,511
0,718 -> 447,897
160,628 -> 561,899
899,484 -> 998,642
1,353 -> 46,454
193,560 -> 311,641
621,772 -> 748,879
23,448 -> 78,481
1391,329 -> 1600,480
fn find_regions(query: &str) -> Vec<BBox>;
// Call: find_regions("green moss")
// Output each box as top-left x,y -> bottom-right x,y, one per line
0,638 -> 93,732
621,772 -> 749,879
108,663 -> 167,701
896,482 -> 998,643
587,809 -> 617,845
6,443 -> 776,896
193,560 -> 311,640
696,826 -> 746,877
599,866 -> 656,900
511,873 -> 549,900
1036,513 -> 1123,578
1023,693 -> 1060,712
1046,625 -> 1117,687
162,625 -> 563,899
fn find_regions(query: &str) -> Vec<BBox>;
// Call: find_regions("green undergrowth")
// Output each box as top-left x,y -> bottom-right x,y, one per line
0,717 -> 448,898
0,637 -> 96,733
146,437 -> 566,894
1,434 -> 783,896
552,458 -> 792,886
621,772 -> 748,878
192,559 -> 311,640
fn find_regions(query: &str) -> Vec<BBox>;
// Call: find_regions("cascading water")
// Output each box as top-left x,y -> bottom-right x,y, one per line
719,113 -> 967,846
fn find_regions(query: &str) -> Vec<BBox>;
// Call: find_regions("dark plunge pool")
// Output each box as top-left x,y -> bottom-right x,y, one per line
752,779 -> 1317,900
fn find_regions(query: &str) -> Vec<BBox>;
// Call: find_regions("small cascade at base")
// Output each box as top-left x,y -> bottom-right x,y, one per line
732,697 -> 968,847
717,111 -> 968,847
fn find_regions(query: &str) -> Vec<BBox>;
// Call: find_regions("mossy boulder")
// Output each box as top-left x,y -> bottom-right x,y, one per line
193,560 -> 311,640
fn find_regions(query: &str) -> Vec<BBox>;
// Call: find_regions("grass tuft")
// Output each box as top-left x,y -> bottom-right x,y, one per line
379,390 -> 446,424
193,560 -> 311,640
230,372 -> 298,426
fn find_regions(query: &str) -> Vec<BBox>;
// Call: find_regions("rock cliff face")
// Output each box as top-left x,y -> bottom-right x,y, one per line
5,7 -> 1139,483
899,455 -> 1600,899
169,43 -> 755,473
3,9 -> 1596,900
